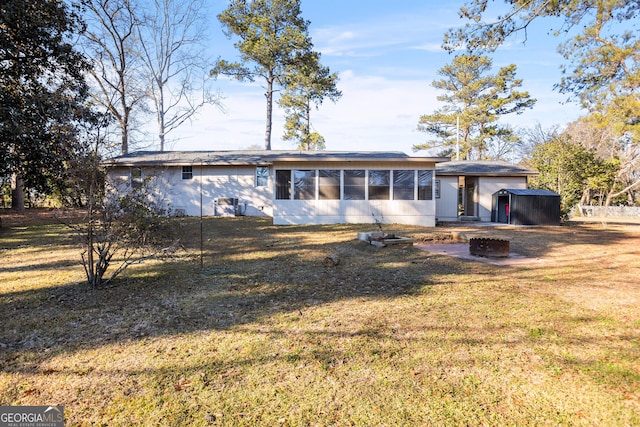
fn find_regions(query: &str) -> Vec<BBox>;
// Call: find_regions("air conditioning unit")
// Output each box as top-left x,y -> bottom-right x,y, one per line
215,197 -> 238,217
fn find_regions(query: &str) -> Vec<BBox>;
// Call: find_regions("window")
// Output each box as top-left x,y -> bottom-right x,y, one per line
393,170 -> 415,200
418,170 -> 433,200
131,168 -> 142,188
182,166 -> 193,180
368,170 -> 390,200
319,170 -> 340,200
294,170 -> 316,200
343,170 -> 365,200
256,166 -> 269,187
276,170 -> 291,200
435,180 -> 441,199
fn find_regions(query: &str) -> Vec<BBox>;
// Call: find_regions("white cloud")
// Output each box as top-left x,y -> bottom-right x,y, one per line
410,43 -> 445,53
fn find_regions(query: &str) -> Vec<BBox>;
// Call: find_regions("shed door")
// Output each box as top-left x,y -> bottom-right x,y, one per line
496,195 -> 510,223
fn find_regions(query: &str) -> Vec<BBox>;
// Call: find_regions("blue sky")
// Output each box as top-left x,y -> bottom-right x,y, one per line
166,0 -> 585,155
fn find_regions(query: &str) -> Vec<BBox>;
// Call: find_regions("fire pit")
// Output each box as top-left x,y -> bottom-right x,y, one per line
469,238 -> 510,258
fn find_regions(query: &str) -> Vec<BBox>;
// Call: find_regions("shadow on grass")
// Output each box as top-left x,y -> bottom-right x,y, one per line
0,216 -> 637,372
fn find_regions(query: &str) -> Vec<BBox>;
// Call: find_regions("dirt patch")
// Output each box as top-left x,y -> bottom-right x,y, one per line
414,242 -> 548,266
0,208 -> 85,228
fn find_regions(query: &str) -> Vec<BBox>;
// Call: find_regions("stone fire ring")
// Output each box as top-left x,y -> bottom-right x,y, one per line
469,237 -> 510,258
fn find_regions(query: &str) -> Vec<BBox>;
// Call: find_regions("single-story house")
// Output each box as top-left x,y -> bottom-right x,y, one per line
434,161 -> 538,223
105,150 -> 450,227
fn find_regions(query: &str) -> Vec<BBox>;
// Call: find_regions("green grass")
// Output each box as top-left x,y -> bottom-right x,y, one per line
1,215 -> 639,426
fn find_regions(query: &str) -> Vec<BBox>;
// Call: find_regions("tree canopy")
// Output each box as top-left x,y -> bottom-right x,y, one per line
413,54 -> 535,160
212,0 -> 325,150
528,132 -> 618,214
82,0 -> 145,155
444,0 -> 640,150
136,0 -> 221,152
82,0 -> 218,155
0,0 -> 91,204
279,52 -> 341,150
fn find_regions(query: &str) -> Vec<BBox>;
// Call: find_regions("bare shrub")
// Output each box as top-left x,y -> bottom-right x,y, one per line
61,155 -> 182,287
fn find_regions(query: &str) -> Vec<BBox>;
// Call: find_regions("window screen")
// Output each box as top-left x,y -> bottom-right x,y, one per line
418,170 -> 433,200
393,170 -> 415,200
368,170 -> 390,200
276,170 -> 291,200
294,170 -> 316,200
343,170 -> 365,200
319,170 -> 340,200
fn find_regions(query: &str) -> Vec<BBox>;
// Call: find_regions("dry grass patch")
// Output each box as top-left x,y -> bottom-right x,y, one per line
1,212 -> 639,425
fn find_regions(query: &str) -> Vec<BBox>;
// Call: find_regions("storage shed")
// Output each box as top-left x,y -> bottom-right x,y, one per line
492,189 -> 561,226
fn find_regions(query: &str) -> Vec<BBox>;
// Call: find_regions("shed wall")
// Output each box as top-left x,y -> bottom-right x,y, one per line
511,195 -> 561,226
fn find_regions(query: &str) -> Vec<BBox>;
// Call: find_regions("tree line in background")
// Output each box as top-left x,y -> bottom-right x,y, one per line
415,0 -> 639,210
1,0 -> 639,213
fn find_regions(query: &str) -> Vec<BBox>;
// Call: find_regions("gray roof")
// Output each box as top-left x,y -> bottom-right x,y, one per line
496,188 -> 560,197
105,150 -> 450,166
435,160 -> 537,176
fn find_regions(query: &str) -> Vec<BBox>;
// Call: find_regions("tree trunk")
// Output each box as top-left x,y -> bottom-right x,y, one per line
605,178 -> 640,206
158,81 -> 166,152
121,113 -> 129,155
120,73 -> 129,154
11,173 -> 25,212
323,253 -> 340,267
264,73 -> 274,150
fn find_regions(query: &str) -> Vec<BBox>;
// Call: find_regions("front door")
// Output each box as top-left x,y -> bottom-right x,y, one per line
463,177 -> 478,217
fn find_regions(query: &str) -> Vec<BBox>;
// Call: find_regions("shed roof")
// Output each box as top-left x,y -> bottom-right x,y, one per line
495,188 -> 560,197
436,161 -> 536,176
105,150 -> 450,167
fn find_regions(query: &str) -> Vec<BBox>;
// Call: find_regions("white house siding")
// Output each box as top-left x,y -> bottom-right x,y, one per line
435,176 -> 460,222
477,177 -> 526,221
271,161 -> 437,226
107,165 -> 272,217
201,166 -> 272,217
273,200 -> 436,226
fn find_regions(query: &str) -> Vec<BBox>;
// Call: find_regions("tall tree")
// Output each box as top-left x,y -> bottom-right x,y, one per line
137,0 -> 222,151
1,0 -> 91,210
211,0 -> 315,150
443,1 -> 640,158
413,54 -> 535,160
82,0 -> 146,155
279,52 -> 341,150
